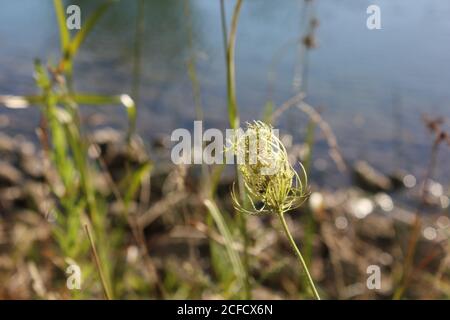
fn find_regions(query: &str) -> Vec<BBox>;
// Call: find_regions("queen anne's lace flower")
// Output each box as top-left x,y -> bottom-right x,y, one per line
231,121 -> 308,215
230,121 -> 320,300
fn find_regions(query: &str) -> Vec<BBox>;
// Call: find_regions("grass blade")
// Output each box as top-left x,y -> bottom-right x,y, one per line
69,1 -> 112,59
53,0 -> 70,52
222,0 -> 251,299
123,161 -> 153,210
225,0 -> 243,129
84,223 -> 113,300
72,93 -> 137,139
203,199 -> 245,292
60,1 -> 113,74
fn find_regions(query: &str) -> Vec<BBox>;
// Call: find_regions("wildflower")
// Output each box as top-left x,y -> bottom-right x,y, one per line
230,120 -> 320,300
230,121 -> 308,215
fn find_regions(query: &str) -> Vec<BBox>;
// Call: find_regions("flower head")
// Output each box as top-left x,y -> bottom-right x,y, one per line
231,121 -> 308,215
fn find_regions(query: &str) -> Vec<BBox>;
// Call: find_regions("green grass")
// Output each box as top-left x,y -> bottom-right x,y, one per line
0,0 -> 146,298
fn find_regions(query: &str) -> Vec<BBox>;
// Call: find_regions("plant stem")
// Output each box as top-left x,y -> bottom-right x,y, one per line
394,137 -> 440,299
226,0 -> 243,130
277,212 -> 320,300
221,0 -> 251,299
84,224 -> 113,300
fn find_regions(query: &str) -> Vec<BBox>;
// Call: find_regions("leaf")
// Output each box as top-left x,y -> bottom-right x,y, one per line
68,1 -> 113,60
33,60 -> 51,90
123,161 -> 153,210
72,93 -> 137,139
53,0 -> 70,52
225,0 -> 244,129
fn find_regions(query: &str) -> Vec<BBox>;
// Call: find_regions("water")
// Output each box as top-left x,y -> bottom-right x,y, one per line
1,0 -> 449,185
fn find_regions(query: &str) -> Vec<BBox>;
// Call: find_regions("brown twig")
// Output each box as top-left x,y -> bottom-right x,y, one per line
395,114 -> 450,299
272,92 -> 347,172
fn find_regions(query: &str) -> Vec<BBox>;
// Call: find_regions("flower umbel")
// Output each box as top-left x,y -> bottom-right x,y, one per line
231,121 -> 308,215
230,120 -> 320,300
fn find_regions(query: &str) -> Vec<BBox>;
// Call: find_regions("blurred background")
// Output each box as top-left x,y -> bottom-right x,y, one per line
1,0 -> 450,181
0,0 -> 449,300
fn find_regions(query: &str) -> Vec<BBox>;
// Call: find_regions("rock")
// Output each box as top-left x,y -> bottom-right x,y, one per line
23,182 -> 52,214
0,161 -> 22,187
321,222 -> 361,283
152,134 -> 170,150
0,134 -> 19,165
20,154 -> 45,180
91,128 -> 149,183
0,133 -> 15,153
353,161 -> 392,192
0,186 -> 27,212
91,128 -> 123,154
354,213 -> 395,249
389,170 -> 411,189
0,115 -> 10,128
347,197 -> 374,219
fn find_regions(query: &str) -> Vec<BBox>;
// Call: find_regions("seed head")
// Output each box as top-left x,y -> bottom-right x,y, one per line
231,121 -> 308,215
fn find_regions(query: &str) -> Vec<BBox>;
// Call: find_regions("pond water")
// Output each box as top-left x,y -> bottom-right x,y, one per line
1,0 -> 449,186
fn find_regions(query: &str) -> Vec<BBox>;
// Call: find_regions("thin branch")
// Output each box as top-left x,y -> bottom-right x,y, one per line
272,92 -> 347,172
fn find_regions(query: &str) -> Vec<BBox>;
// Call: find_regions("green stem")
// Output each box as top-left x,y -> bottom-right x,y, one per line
221,0 -> 251,299
278,212 -> 320,300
